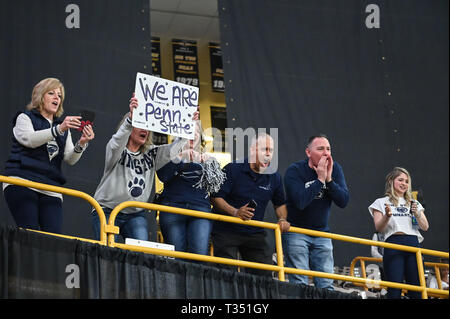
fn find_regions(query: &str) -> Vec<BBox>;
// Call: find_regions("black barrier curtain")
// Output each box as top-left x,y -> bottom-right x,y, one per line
0,0 -> 159,241
0,224 -> 359,299
218,0 -> 449,266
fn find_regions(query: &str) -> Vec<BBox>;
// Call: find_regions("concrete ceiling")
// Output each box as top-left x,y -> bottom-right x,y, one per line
150,0 -> 221,44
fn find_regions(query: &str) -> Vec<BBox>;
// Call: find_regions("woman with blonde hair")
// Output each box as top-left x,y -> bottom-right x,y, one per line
3,78 -> 95,234
368,167 -> 429,298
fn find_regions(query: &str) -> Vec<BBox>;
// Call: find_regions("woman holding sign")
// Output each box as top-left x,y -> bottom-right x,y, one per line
3,77 -> 95,234
91,94 -> 199,242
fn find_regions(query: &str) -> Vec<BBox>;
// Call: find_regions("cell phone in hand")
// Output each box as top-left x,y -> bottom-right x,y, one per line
80,110 -> 95,122
248,199 -> 257,209
78,110 -> 96,131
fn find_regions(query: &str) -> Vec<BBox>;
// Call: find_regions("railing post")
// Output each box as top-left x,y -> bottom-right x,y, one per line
416,250 -> 428,299
434,265 -> 443,290
360,259 -> 369,292
274,226 -> 285,281
105,205 -> 121,247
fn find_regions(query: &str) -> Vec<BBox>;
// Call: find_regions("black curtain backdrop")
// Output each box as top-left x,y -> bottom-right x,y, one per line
218,0 -> 448,266
0,224 -> 360,299
0,0 -> 159,241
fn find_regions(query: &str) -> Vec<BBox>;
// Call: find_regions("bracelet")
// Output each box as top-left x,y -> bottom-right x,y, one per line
232,209 -> 238,217
74,141 -> 88,153
57,124 -> 64,136
278,218 -> 286,222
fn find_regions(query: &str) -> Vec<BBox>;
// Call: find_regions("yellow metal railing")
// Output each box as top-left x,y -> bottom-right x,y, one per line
2,175 -> 448,298
350,256 -> 385,291
285,225 -> 448,299
107,201 -> 449,299
349,256 -> 449,298
425,262 -> 449,292
0,175 -> 108,245
106,201 -> 286,280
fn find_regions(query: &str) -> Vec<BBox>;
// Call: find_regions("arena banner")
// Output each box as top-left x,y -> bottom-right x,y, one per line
210,106 -> 227,152
151,36 -> 162,77
133,72 -> 199,139
209,42 -> 225,93
150,37 -> 168,145
172,39 -> 199,87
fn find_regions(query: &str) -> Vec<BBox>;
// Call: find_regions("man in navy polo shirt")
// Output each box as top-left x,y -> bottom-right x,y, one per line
283,134 -> 349,290
210,133 -> 290,276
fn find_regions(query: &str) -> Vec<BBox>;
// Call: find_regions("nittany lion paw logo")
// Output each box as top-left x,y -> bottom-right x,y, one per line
47,141 -> 59,161
128,177 -> 145,197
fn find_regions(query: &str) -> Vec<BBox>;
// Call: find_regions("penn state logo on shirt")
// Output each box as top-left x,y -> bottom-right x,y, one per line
258,184 -> 271,191
47,140 -> 59,161
396,206 -> 409,213
305,180 -> 327,199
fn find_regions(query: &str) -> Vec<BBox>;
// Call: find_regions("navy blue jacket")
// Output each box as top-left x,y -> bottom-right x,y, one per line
211,159 -> 286,234
4,110 -> 68,186
284,159 -> 349,232
156,161 -> 210,209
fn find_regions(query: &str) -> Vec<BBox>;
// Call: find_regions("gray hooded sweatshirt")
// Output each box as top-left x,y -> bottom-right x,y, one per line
93,116 -> 186,214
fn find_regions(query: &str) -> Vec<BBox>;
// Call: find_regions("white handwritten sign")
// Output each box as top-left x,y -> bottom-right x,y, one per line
132,72 -> 199,139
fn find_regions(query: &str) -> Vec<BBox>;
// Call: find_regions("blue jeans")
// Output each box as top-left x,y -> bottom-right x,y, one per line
159,201 -> 212,255
282,232 -> 334,290
92,207 -> 148,242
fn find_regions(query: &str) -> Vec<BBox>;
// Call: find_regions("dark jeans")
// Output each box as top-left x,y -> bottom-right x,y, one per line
383,234 -> 422,299
211,229 -> 272,276
4,185 -> 63,234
